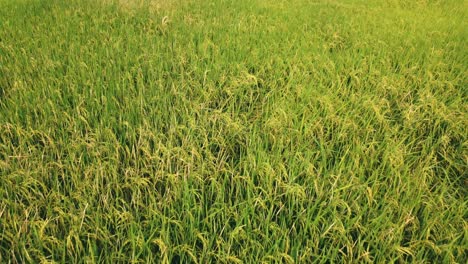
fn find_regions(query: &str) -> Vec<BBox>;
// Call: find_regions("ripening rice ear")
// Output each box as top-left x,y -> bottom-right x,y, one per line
162,16 -> 170,26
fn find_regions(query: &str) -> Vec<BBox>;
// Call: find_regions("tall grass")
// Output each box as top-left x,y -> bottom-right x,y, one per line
0,0 -> 466,262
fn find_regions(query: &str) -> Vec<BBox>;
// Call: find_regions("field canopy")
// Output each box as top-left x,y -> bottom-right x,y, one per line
0,0 -> 466,263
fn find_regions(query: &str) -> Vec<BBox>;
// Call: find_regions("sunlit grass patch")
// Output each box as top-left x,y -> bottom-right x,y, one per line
103,0 -> 181,12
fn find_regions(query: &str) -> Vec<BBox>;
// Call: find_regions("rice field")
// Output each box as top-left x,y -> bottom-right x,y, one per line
0,0 -> 467,262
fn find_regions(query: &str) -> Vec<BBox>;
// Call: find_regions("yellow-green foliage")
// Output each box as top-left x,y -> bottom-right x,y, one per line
0,0 -> 466,262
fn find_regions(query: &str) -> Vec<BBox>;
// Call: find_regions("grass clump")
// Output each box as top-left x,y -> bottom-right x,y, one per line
0,0 -> 466,262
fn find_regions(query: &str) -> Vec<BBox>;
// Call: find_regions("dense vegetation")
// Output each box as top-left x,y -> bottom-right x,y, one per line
0,0 -> 466,262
